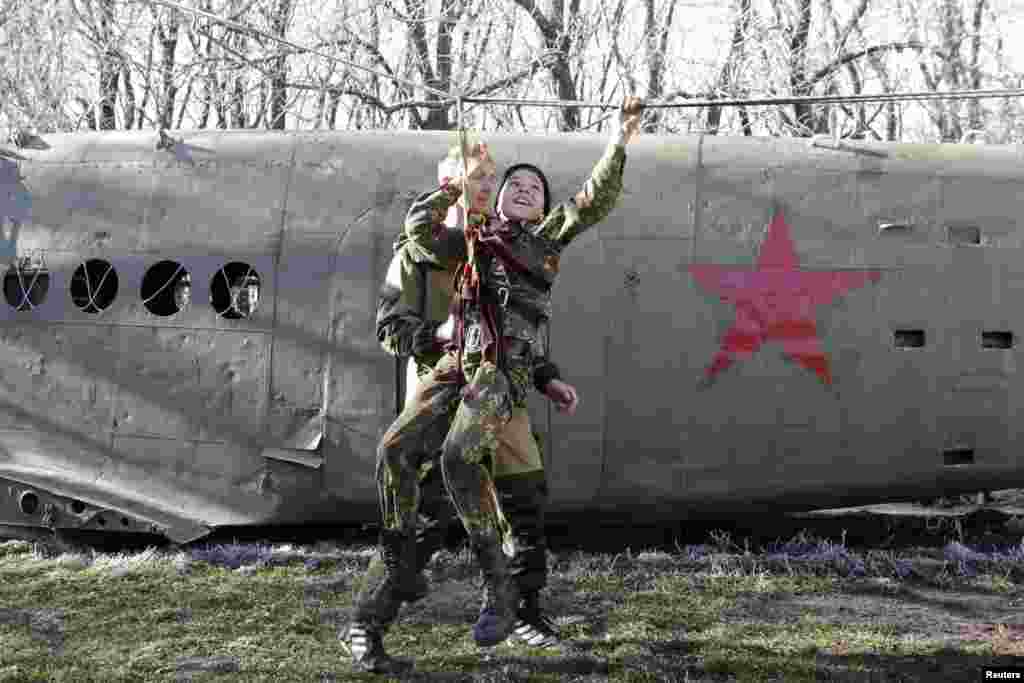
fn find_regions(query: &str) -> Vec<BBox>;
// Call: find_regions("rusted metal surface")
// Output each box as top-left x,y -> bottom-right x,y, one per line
2,131 -> 1024,542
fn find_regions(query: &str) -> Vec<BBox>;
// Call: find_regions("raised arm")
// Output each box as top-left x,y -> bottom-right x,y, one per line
538,97 -> 644,248
402,186 -> 466,269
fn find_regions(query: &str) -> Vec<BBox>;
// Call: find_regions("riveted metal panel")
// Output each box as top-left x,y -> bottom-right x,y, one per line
51,163 -> 149,252
700,137 -> 867,269
4,163 -> 77,262
892,141 -> 1024,178
192,441 -> 266,487
107,435 -> 197,472
544,239 -> 610,505
597,238 -> 715,501
141,133 -> 293,253
108,325 -> 267,447
322,415 -> 377,507
323,221 -> 392,438
269,242 -> 329,447
110,325 -> 199,439
267,337 -> 323,446
285,131 -> 445,252
0,323 -> 117,438
67,131 -> 165,163
191,330 -> 268,443
851,265 -> 949,468
274,244 -> 333,338
930,251 -> 1017,465
937,176 -> 1024,248
317,214 -> 394,495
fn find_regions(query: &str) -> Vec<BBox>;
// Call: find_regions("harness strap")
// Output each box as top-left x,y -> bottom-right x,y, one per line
451,221 -> 519,397
476,226 -> 553,294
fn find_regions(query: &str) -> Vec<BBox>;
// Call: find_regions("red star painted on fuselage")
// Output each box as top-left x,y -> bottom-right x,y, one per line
689,211 -> 881,385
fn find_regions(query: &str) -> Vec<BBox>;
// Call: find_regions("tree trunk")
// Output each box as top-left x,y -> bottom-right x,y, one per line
268,0 -> 291,129
194,0 -> 212,129
643,0 -> 675,133
404,0 -> 457,130
788,0 -> 814,136
121,58 -> 135,130
327,87 -> 342,130
967,0 -> 987,133
707,0 -> 751,135
512,0 -> 580,131
176,74 -> 195,129
157,12 -> 180,130
77,97 -> 97,130
97,0 -> 119,130
938,0 -> 963,141
215,74 -> 228,129
230,3 -> 248,129
251,80 -> 268,128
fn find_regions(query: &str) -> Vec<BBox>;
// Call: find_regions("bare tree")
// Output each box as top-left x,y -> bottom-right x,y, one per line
267,0 -> 293,129
707,0 -> 753,135
152,5 -> 182,129
0,0 -> 80,135
643,0 -> 679,132
911,0 -> 990,141
70,0 -> 123,129
510,0 -> 584,130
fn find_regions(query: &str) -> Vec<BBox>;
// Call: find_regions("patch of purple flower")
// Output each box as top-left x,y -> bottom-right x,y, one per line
944,540 -> 1024,577
187,542 -> 275,570
893,558 -> 914,579
763,539 -> 867,577
682,545 -> 710,562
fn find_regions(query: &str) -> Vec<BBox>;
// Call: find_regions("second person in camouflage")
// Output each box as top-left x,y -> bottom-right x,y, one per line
345,143 -> 576,674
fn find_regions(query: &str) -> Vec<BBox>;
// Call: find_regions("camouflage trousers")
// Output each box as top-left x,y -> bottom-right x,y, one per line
356,352 -> 549,632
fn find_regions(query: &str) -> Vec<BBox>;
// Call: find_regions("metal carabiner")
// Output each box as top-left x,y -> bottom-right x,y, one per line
497,286 -> 510,308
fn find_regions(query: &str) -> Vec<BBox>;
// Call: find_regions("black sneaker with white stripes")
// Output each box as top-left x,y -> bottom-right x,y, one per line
510,599 -> 562,649
342,622 -> 412,674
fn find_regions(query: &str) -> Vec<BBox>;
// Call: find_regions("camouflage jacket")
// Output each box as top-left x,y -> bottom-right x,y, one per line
376,237 -> 462,376
403,141 -> 627,384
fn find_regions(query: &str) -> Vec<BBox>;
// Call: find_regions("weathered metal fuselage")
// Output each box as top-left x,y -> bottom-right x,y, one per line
1,131 -> 1023,543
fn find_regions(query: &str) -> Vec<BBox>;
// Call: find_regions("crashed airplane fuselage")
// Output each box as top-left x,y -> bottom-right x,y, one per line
0,130 -> 1022,544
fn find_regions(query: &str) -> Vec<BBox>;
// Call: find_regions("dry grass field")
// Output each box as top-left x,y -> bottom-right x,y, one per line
2,531 -> 1024,682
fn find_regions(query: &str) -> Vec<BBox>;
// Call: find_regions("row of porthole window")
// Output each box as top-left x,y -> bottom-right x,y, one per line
3,259 -> 261,319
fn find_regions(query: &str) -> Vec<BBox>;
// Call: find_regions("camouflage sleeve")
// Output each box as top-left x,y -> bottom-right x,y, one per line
403,185 -> 466,268
537,142 -> 627,248
376,250 -> 426,358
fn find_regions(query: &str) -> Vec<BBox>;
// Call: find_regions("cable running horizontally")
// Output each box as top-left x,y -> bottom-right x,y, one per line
463,88 -> 1024,110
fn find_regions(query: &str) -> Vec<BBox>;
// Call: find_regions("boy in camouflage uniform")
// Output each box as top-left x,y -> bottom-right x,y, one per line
379,96 -> 642,657
346,145 -> 577,674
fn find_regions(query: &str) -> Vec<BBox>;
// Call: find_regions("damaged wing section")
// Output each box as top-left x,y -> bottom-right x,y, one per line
0,474 -> 210,545
261,412 -> 324,469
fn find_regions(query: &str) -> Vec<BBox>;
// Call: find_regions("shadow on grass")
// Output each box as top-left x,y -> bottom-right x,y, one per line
841,579 -> 1017,620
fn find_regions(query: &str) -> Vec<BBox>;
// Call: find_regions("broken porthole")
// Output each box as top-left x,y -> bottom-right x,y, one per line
211,262 -> 261,320
3,256 -> 50,311
141,260 -> 190,316
70,259 -> 118,314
